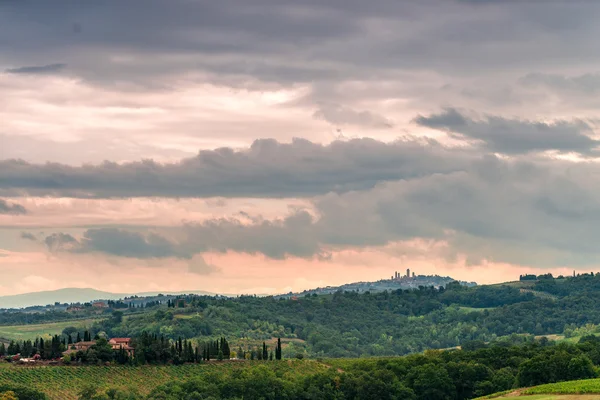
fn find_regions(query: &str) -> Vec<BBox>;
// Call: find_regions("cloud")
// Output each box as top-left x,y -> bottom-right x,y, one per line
44,229 -> 188,259
5,64 -> 66,75
36,155 -> 600,268
414,108 -> 600,155
0,199 -> 27,215
44,233 -> 79,252
313,103 -> 394,128
187,256 -> 219,275
43,211 -> 324,260
0,138 -> 472,198
3,1 -> 600,87
20,232 -> 37,241
520,72 -> 600,96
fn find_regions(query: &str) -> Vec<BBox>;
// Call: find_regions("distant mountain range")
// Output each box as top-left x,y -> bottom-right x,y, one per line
0,288 -> 222,309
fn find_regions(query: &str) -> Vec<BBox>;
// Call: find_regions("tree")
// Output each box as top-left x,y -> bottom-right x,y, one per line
78,384 -> 99,400
567,355 -> 596,381
517,357 -> 554,387
407,364 -> 454,400
91,338 -> 114,363
0,392 -> 17,400
276,337 -> 282,360
262,342 -> 268,361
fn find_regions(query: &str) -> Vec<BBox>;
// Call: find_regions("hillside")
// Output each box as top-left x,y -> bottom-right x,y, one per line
478,378 -> 600,398
5,337 -> 600,399
280,274 -> 476,298
4,274 -> 600,358
0,361 -> 328,400
0,288 -> 221,309
5,274 -> 600,357
77,274 -> 600,358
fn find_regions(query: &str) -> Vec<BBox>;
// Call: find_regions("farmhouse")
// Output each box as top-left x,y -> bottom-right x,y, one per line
71,341 -> 96,351
62,340 -> 96,356
109,337 -> 134,357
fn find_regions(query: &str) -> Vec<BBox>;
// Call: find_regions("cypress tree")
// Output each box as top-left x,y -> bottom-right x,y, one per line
262,342 -> 268,360
0,343 -> 5,356
276,337 -> 282,360
76,332 -> 81,343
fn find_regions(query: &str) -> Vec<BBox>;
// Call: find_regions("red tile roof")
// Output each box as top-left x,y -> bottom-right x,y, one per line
109,338 -> 131,343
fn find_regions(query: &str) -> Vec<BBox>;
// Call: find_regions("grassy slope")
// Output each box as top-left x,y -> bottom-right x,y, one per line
478,378 -> 600,399
0,360 -> 327,400
0,318 -> 99,341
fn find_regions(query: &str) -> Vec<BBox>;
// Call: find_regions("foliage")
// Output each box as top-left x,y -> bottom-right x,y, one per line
0,384 -> 47,400
78,275 -> 600,358
3,337 -> 600,399
8,275 -> 600,359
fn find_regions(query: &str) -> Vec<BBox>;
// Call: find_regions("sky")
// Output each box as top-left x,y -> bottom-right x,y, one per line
2,0 -> 600,296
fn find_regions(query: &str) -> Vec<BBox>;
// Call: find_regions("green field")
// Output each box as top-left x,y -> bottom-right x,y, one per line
0,319 -> 99,341
0,360 -> 327,400
478,378 -> 600,399
457,306 -> 497,312
497,396 -> 600,399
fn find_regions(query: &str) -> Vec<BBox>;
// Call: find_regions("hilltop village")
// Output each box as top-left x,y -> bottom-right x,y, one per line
283,270 -> 477,298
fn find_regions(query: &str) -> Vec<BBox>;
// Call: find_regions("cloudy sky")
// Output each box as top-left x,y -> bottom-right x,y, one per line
2,0 -> 600,296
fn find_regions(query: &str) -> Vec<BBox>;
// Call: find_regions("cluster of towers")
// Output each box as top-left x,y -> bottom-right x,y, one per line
391,269 -> 416,281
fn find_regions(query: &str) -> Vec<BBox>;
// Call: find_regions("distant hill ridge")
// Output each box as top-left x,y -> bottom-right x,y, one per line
0,274 -> 476,309
0,288 -> 220,309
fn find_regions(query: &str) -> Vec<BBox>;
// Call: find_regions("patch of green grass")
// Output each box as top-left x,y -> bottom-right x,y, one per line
0,319 -> 99,341
535,332 -> 600,345
523,378 -> 600,395
477,378 -> 600,399
508,396 -> 600,399
492,396 -> 600,399
457,306 -> 497,313
488,281 -> 535,288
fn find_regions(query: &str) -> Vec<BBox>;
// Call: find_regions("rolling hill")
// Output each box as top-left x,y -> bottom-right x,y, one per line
0,288 -> 221,309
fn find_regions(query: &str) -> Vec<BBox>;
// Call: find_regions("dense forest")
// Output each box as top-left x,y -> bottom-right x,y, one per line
4,274 -> 600,359
76,274 -> 600,357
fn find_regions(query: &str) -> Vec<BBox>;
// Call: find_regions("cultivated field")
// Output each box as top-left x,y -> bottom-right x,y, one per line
478,378 -> 600,399
0,319 -> 99,341
0,360 -> 328,399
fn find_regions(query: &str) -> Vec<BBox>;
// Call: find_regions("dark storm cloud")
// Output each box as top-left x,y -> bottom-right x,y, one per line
415,109 -> 600,155
0,199 -> 27,215
0,138 -> 472,198
5,64 -> 66,75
